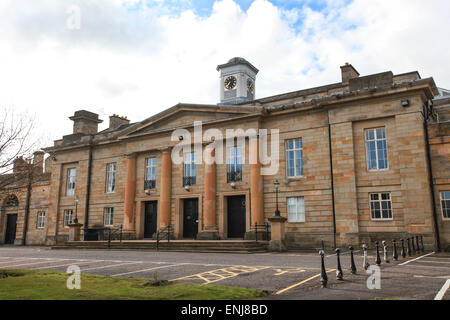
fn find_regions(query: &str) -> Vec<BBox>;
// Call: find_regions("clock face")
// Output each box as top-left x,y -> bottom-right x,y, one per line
247,79 -> 254,93
224,76 -> 237,90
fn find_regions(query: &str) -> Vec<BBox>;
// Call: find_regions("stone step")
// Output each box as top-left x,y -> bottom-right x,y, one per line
51,240 -> 269,253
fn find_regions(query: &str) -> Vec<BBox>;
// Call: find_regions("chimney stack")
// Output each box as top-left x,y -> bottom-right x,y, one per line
13,157 -> 29,173
33,151 -> 45,173
69,110 -> 103,135
340,63 -> 360,83
109,114 -> 130,130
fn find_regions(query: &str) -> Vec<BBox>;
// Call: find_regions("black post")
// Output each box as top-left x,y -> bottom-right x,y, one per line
392,240 -> 398,261
382,241 -> 390,263
407,237 -> 411,257
275,181 -> 280,217
349,246 -> 357,274
108,229 -> 111,249
119,224 -> 123,243
336,248 -> 343,280
421,235 -> 425,252
401,239 -> 406,259
363,243 -> 370,270
411,235 -> 416,255
255,222 -> 258,243
415,236 -> 420,254
375,241 -> 381,266
167,225 -> 170,244
319,250 -> 328,288
156,231 -> 159,251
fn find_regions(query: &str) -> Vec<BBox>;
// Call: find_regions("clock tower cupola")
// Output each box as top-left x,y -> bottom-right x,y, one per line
217,57 -> 259,105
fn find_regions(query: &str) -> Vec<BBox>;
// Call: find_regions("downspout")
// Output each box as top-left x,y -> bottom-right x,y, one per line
423,101 -> 441,252
22,171 -> 32,245
328,118 -> 337,249
83,145 -> 93,240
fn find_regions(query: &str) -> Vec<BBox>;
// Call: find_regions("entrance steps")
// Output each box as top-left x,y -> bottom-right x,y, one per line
51,240 -> 269,253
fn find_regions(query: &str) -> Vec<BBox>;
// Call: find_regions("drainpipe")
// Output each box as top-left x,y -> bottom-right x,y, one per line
22,170 -> 32,245
423,101 -> 441,252
83,145 -> 93,240
328,121 -> 337,249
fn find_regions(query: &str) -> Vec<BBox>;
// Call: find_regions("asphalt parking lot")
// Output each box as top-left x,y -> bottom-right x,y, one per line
0,246 -> 448,300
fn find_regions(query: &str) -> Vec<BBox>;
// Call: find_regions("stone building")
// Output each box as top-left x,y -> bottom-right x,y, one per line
1,58 -> 449,250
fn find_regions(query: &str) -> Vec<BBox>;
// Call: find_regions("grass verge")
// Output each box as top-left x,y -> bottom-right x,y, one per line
0,269 -> 267,300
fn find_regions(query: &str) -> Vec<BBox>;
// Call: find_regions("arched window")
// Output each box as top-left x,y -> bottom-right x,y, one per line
4,195 -> 19,207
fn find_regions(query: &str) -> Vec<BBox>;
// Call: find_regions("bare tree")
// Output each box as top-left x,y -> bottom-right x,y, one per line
0,107 -> 39,174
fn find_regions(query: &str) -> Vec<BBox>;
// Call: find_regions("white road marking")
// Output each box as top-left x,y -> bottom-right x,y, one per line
415,260 -> 450,264
32,260 -> 104,270
0,258 -> 33,265
398,252 -> 435,266
434,279 -> 450,300
0,259 -> 63,268
414,275 -> 450,279
81,261 -> 143,272
112,263 -> 190,277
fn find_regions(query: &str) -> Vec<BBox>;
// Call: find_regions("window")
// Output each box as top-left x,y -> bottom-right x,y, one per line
227,147 -> 242,182
67,168 -> 76,196
64,209 -> 74,227
37,211 -> 46,229
183,152 -> 196,186
145,158 -> 157,189
287,197 -> 305,223
106,163 -> 116,193
441,191 -> 450,219
370,193 -> 393,220
365,128 -> 388,171
104,207 -> 114,226
286,138 -> 303,177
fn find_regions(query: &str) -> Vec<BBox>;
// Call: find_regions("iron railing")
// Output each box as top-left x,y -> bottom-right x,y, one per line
253,222 -> 270,242
183,176 -> 196,186
227,170 -> 242,183
156,225 -> 172,250
144,180 -> 156,190
107,224 -> 123,248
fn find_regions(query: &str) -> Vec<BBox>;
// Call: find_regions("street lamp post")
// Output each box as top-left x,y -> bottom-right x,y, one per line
274,180 -> 280,217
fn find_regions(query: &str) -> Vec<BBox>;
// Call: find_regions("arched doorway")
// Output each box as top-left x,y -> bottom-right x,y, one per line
2,195 -> 19,244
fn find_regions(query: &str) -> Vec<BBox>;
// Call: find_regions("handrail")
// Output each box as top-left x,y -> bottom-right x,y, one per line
107,224 -> 123,249
253,222 -> 270,243
156,225 -> 172,250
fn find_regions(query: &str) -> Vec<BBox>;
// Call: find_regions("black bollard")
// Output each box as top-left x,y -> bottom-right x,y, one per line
420,235 -> 425,252
392,239 -> 398,261
411,235 -> 416,255
336,248 -> 344,280
407,237 -> 412,257
319,250 -> 328,288
349,246 -> 357,274
400,239 -> 406,259
375,241 -> 382,266
363,243 -> 370,270
382,241 -> 390,263
416,236 -> 420,254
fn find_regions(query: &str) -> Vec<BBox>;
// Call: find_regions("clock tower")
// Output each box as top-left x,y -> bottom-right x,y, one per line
217,57 -> 259,105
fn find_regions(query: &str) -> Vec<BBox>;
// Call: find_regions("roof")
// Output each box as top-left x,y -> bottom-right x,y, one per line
216,57 -> 259,74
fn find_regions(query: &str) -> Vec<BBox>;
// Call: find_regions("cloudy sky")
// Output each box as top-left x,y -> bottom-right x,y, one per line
1,0 -> 449,147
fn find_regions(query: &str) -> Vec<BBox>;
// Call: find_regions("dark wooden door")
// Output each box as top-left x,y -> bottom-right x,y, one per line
5,214 -> 18,244
144,201 -> 157,238
183,198 -> 198,239
227,196 -> 246,238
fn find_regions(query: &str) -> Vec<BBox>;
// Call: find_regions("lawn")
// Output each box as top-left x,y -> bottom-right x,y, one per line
0,269 -> 267,300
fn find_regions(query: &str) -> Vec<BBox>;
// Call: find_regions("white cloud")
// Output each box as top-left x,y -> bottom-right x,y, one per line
0,0 -> 449,150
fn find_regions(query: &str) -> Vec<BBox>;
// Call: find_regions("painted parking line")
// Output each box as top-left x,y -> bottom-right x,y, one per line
415,260 -> 450,264
275,269 -> 336,295
434,279 -> 450,300
398,252 -> 435,266
112,263 -> 188,277
32,260 -> 104,270
171,265 -> 270,285
414,275 -> 450,279
82,261 -> 143,272
0,258 -> 34,266
0,259 -> 64,268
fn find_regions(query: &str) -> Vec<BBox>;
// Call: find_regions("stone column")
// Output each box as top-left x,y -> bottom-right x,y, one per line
246,139 -> 265,239
159,148 -> 172,230
123,153 -> 136,232
198,149 -> 218,240
268,216 -> 287,251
